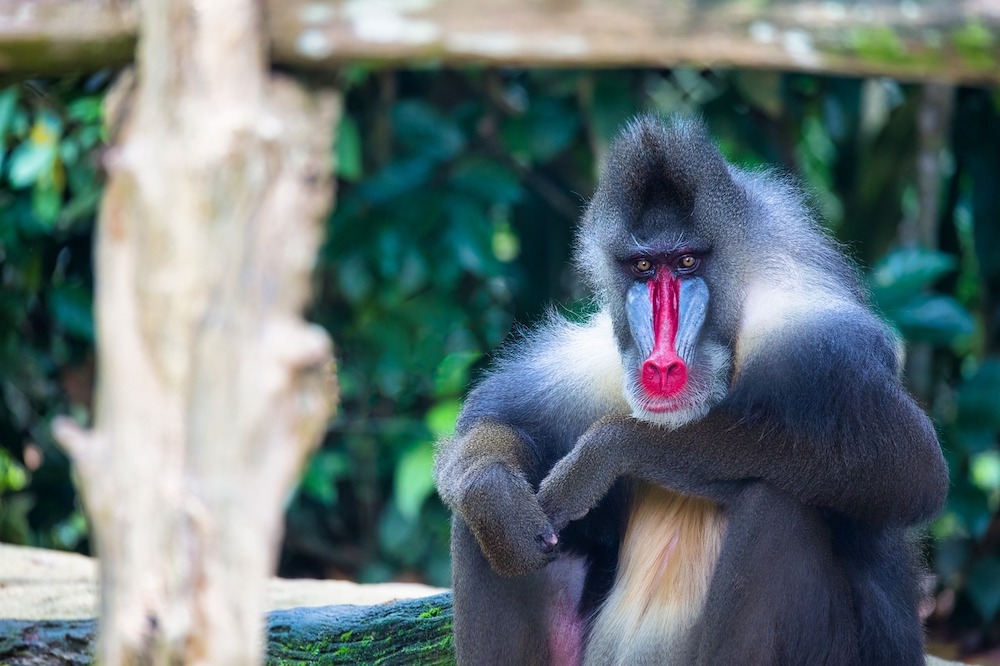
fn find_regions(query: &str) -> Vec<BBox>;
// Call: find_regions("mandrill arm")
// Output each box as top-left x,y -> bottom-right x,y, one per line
539,311 -> 949,533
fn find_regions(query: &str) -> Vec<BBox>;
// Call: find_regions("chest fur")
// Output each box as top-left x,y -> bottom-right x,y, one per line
585,482 -> 727,665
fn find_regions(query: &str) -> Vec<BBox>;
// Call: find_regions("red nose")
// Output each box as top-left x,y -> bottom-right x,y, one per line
641,354 -> 688,397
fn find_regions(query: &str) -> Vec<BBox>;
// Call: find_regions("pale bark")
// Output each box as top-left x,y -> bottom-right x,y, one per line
50,0 -> 339,663
4,0 -> 1000,83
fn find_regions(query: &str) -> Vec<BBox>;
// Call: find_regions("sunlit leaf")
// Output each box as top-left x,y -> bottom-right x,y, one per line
66,96 -> 102,124
0,449 -> 27,493
8,141 -> 56,188
394,441 -> 436,521
434,352 -> 481,397
971,451 -> 1000,491
426,399 -> 461,438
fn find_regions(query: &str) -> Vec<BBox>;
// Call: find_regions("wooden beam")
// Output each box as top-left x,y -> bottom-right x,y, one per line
0,0 -> 137,74
269,0 -> 1000,84
4,0 -> 1000,83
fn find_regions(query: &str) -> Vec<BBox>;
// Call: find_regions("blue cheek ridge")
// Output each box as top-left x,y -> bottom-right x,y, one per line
675,277 -> 709,362
626,281 -> 654,358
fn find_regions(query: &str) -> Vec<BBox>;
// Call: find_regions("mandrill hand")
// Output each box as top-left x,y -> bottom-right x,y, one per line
538,415 -> 629,534
457,463 -> 560,577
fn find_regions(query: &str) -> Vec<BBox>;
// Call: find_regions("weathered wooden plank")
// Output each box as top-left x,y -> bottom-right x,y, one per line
269,0 -> 1000,83
4,0 -> 1000,82
0,0 -> 137,74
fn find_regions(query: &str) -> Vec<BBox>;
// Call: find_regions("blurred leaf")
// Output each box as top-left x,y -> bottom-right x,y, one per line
394,441 -> 436,521
449,158 -> 522,204
337,253 -> 374,304
359,157 -> 434,205
50,510 -> 88,550
66,96 -> 102,124
336,114 -> 363,182
8,140 -> 57,188
445,197 -> 495,276
971,451 -> 1000,491
588,73 -> 637,153
871,247 -> 958,308
500,99 -> 579,163
0,494 -> 33,545
888,295 -> 974,346
50,284 -> 94,341
492,221 -> 520,263
426,399 -> 461,438
0,86 -> 18,167
956,359 -> 1000,430
934,536 -> 970,580
434,352 -> 481,397
32,183 -> 62,227
734,71 -> 784,118
0,449 -> 27,493
968,557 -> 1000,622
393,100 -> 464,161
300,449 -> 350,506
947,481 -> 994,539
953,428 -> 999,456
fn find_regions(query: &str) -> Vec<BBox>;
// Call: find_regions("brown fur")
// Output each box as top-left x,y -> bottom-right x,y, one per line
584,482 -> 727,665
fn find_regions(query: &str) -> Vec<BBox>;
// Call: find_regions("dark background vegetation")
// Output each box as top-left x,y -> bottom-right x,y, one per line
1,69 -> 999,656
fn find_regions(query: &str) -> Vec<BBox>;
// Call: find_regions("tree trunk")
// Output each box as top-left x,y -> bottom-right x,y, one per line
50,0 -> 339,663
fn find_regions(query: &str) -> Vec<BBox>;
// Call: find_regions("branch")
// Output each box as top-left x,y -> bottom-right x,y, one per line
4,0 -> 1000,83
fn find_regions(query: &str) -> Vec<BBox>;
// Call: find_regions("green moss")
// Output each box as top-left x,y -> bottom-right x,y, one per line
952,20 -> 997,71
850,26 -> 907,64
418,606 -> 443,619
338,630 -> 352,642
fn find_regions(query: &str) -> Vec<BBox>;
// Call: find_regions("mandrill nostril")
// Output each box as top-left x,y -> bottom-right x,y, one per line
642,357 -> 688,395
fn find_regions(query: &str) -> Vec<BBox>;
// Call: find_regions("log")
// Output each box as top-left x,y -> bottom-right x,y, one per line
0,593 -> 456,666
0,592 -> 970,666
3,0 -> 1000,83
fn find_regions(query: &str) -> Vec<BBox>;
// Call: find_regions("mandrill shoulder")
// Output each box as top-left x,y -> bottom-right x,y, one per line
455,310 -> 629,459
728,282 -> 916,442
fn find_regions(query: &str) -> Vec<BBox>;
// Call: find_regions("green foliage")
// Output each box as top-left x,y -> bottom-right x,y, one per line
4,69 -> 1000,651
872,247 -> 975,347
0,76 -> 106,553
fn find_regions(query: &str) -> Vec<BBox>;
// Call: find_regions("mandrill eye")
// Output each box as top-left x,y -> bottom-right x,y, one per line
632,258 -> 654,275
677,254 -> 699,273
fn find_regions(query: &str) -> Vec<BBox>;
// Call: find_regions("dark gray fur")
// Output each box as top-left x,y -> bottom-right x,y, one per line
434,116 -> 948,665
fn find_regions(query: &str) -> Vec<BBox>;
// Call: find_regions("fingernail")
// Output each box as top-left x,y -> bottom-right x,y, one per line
537,532 -> 558,553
